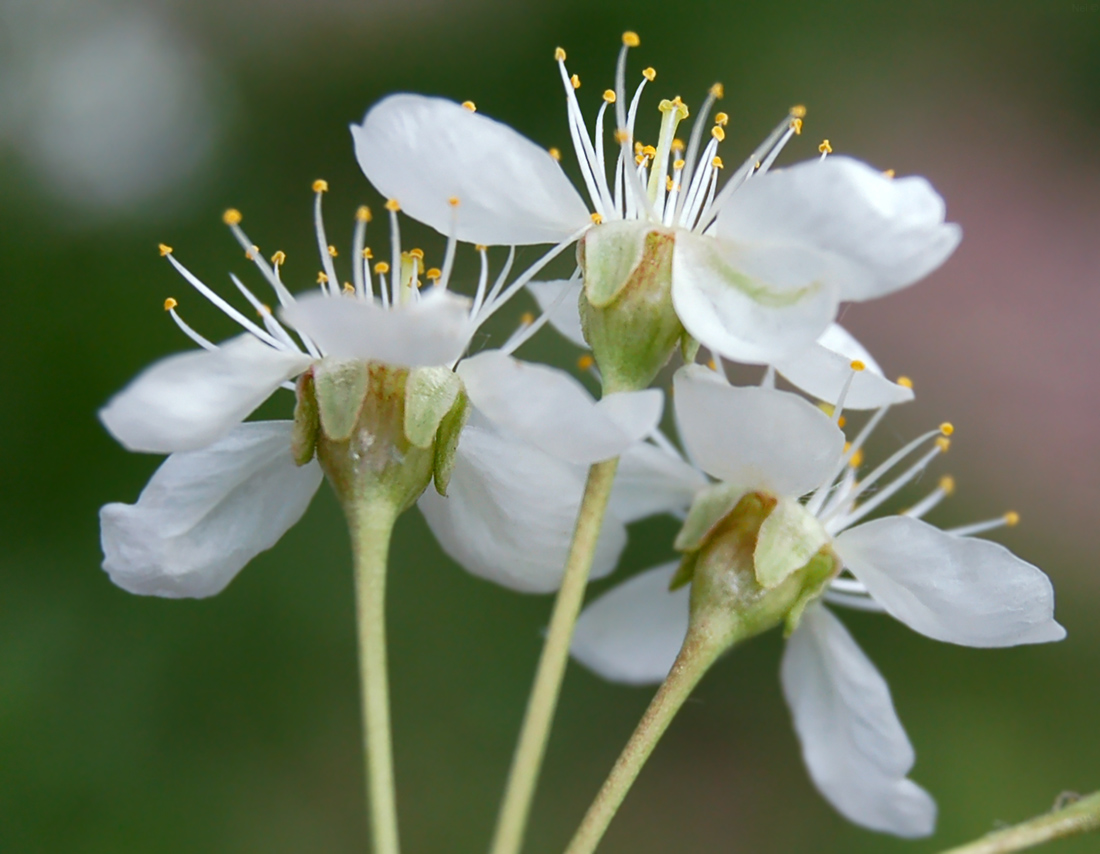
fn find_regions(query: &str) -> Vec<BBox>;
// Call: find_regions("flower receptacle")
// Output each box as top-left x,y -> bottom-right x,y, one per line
579,222 -> 683,393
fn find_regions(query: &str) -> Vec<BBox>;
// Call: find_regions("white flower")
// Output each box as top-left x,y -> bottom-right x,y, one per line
99,185 -> 661,598
350,33 -> 960,366
571,364 -> 1064,837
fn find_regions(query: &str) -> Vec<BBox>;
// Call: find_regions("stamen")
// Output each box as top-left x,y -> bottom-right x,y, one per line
556,52 -> 611,216
805,403 -> 893,516
947,511 -> 1020,538
353,206 -> 371,299
830,439 -> 948,530
818,138 -> 832,161
230,273 -> 300,351
165,301 -> 217,351
903,475 -> 954,519
387,202 -> 402,305
313,182 -> 340,296
437,197 -> 460,291
470,246 -> 491,319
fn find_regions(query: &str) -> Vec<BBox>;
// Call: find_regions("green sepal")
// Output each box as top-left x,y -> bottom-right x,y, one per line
313,359 -> 371,441
581,220 -> 649,308
674,482 -> 750,553
669,551 -> 699,591
291,370 -> 319,466
680,332 -> 700,365
404,366 -> 462,449
432,390 -> 470,496
783,549 -> 841,637
753,497 -> 831,589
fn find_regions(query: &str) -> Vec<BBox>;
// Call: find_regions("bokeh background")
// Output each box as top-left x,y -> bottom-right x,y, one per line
2,0 -> 1098,851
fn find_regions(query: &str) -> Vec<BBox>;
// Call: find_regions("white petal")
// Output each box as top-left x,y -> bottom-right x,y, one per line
774,324 -> 914,409
527,279 -> 587,347
99,335 -> 313,454
671,231 -> 840,365
673,365 -> 844,496
571,562 -> 689,685
280,288 -> 472,367
834,516 -> 1066,646
418,418 -> 627,593
610,442 -> 709,524
352,94 -> 591,246
457,350 -> 661,464
781,605 -> 937,837
100,421 -> 323,598
718,156 -> 961,302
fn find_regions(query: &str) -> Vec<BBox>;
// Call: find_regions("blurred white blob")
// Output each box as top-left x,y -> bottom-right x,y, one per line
0,0 -> 222,218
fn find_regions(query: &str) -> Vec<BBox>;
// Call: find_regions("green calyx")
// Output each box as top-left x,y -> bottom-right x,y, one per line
293,358 -> 468,514
673,489 -> 840,653
578,221 -> 686,393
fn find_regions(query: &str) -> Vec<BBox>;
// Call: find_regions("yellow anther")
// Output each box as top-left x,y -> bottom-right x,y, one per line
666,176 -> 675,191
622,31 -> 640,47
940,422 -> 955,436
642,66 -> 656,82
343,283 -> 355,294
848,448 -> 864,469
939,475 -> 956,495
614,128 -> 630,143
475,244 -> 488,252
362,247 -> 374,259
1004,510 -> 1020,527
577,354 -> 595,371
409,247 -> 425,260
317,271 -> 329,284
706,358 -> 717,371
327,245 -> 338,257
635,154 -> 646,165
715,111 -> 729,126
712,156 -> 724,169
312,179 -> 329,193
789,104 -> 807,118
548,147 -> 562,161
883,169 -> 896,179
271,250 -> 286,265
591,212 -> 604,224
520,311 -> 535,325
850,359 -> 866,371
163,297 -> 178,311
711,125 -> 726,141
634,141 -> 644,155
158,243 -> 173,256
790,117 -> 803,135
672,138 -> 685,152
426,268 -> 442,280
896,375 -> 913,389
819,139 -> 833,154
935,437 -> 951,453
448,196 -> 460,207
385,198 -> 401,212
837,415 -> 847,428
603,89 -> 616,103
244,245 -> 258,261
356,205 -> 372,222
222,208 -> 242,226
673,159 -> 686,171
642,144 -> 657,157
373,262 -> 390,274
570,73 -> 581,89
462,100 -> 477,112
554,47 -> 566,61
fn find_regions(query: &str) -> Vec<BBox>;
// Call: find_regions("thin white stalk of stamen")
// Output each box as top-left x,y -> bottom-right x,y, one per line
828,576 -> 871,595
903,485 -> 950,520
760,365 -> 776,388
755,126 -> 797,178
675,88 -> 720,222
555,61 -> 610,216
360,253 -> 375,302
168,307 -> 217,351
946,516 -> 1014,538
831,365 -> 860,426
313,192 -> 341,297
593,100 -> 612,209
227,224 -> 296,308
352,215 -> 368,299
615,54 -> 656,220
438,209 -> 460,292
388,207 -> 402,307
680,138 -> 719,229
470,247 -> 491,319
614,147 -> 627,217
828,443 -> 944,531
823,590 -> 886,613
837,428 -> 943,511
662,166 -> 683,228
164,254 -> 283,348
378,272 -> 390,309
816,465 -> 858,520
229,273 -> 301,352
699,166 -> 720,229
482,246 -> 516,314
805,405 -> 893,516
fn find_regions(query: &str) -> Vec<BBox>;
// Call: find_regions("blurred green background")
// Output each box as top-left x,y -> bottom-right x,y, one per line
1,0 -> 1098,852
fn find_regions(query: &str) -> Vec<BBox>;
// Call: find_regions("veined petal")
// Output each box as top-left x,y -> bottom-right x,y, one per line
99,335 -> 313,454
527,279 -> 587,348
781,605 -> 937,837
572,562 -> 689,685
773,324 -> 914,409
717,156 -> 961,302
674,365 -> 844,497
671,231 -> 840,364
834,516 -> 1066,647
352,94 -> 591,246
280,288 -> 472,367
611,441 -> 709,524
418,418 -> 626,593
100,421 -> 323,598
457,350 -> 661,465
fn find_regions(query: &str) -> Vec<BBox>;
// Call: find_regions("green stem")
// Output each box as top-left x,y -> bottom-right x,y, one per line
563,632 -> 722,854
349,499 -> 402,854
938,792 -> 1100,854
489,457 -> 621,854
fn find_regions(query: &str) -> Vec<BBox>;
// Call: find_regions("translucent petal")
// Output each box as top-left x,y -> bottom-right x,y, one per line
100,421 -> 322,598
610,442 -> 709,524
99,335 -> 313,454
834,516 -> 1066,646
781,605 -> 937,837
352,94 -> 591,245
527,279 -> 587,348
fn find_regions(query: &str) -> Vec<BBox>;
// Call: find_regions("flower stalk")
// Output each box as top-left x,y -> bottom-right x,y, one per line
937,791 -> 1100,854
490,457 -> 621,854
